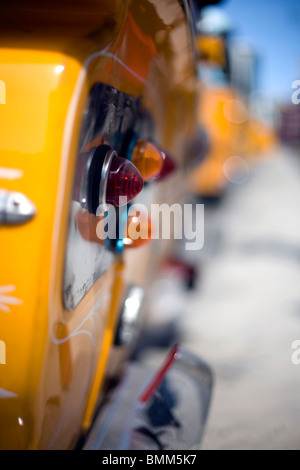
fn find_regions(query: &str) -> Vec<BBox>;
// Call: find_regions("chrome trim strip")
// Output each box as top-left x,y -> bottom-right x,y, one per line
115,285 -> 145,348
97,149 -> 116,214
83,346 -> 213,450
79,146 -> 97,209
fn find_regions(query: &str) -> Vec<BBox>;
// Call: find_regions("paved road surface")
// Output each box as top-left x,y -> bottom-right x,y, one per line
180,146 -> 300,450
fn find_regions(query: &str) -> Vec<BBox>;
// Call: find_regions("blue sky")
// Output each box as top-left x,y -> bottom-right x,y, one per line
217,0 -> 300,103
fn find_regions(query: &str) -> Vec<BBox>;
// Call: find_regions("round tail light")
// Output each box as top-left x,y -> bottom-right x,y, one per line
74,145 -> 144,215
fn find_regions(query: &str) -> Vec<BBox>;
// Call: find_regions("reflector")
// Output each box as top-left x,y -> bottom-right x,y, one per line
75,209 -> 104,244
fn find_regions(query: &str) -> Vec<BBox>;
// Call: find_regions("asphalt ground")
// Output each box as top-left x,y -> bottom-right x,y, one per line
183,146 -> 300,450
138,145 -> 300,450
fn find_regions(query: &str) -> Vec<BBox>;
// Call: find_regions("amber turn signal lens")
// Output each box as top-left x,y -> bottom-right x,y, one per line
131,140 -> 164,181
123,213 -> 152,249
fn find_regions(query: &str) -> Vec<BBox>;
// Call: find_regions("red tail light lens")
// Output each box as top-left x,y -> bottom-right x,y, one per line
106,155 -> 144,207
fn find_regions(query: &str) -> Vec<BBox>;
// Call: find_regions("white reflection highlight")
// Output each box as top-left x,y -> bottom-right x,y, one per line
223,156 -> 250,185
55,65 -> 65,74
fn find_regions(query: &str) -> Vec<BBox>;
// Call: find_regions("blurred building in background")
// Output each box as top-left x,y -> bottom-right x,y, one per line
278,103 -> 300,146
228,40 -> 257,100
